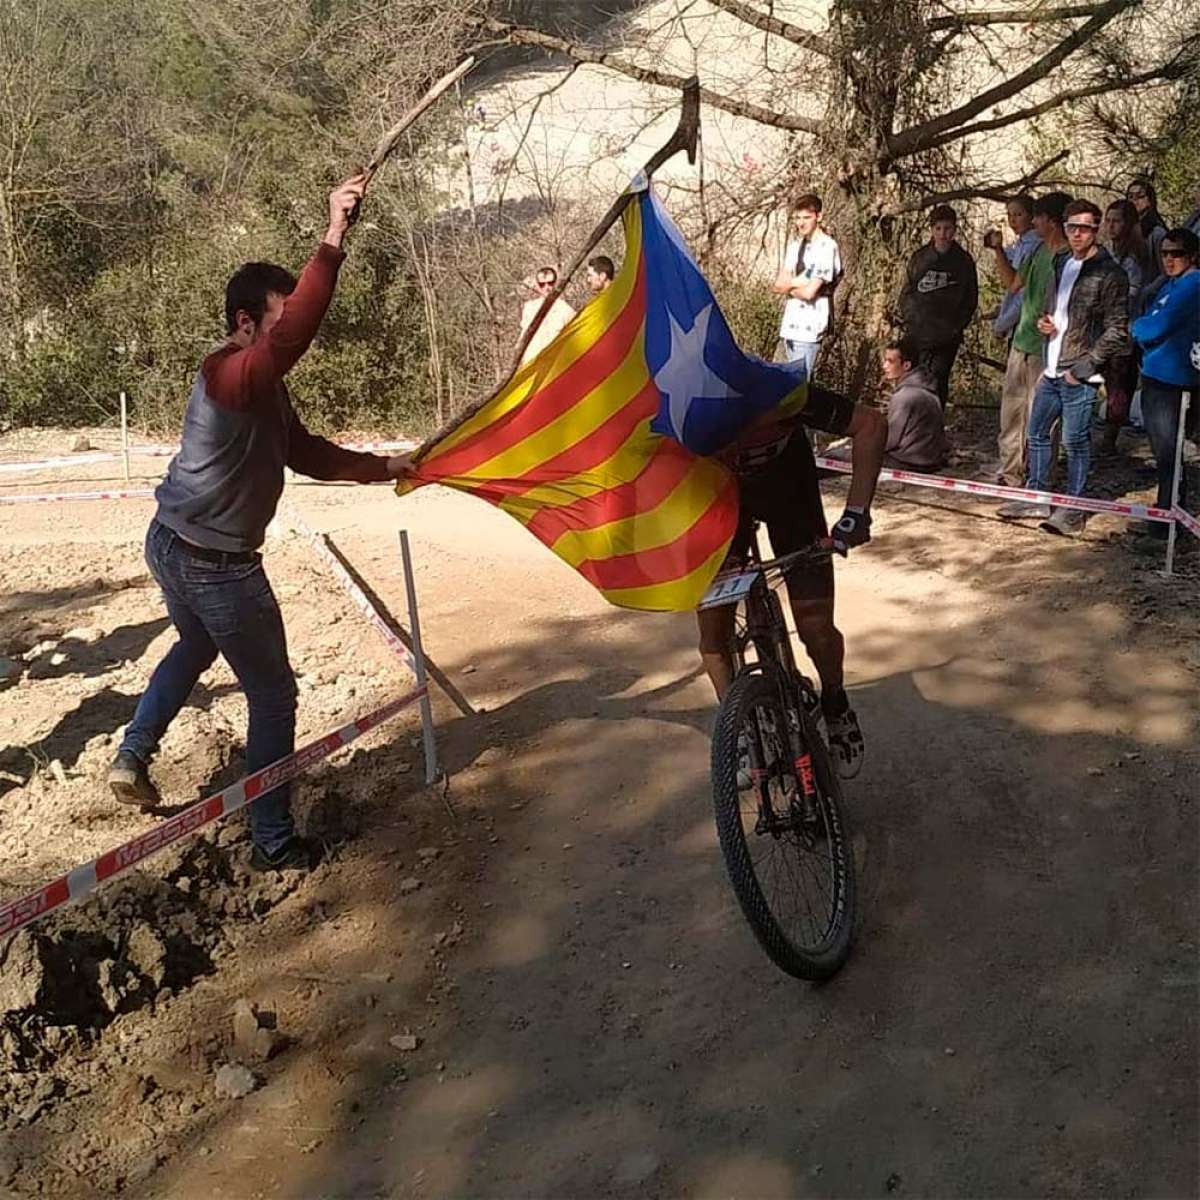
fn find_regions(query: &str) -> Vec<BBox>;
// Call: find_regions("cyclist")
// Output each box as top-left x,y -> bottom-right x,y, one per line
697,385 -> 886,778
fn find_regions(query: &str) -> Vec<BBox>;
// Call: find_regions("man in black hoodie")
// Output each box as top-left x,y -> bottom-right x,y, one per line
899,204 -> 979,408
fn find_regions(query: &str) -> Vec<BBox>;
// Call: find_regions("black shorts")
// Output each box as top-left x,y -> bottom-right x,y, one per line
730,431 -> 833,599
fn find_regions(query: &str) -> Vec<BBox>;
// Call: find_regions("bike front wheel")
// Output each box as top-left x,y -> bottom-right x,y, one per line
711,672 -> 856,980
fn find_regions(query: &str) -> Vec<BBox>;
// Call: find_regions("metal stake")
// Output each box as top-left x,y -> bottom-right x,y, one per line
399,530 -> 440,786
120,392 -> 130,484
1163,390 -> 1190,578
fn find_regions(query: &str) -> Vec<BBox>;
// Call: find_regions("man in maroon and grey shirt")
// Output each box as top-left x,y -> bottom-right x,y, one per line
108,176 -> 413,872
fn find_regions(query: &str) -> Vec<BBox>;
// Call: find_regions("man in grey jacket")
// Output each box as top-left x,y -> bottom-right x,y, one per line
824,338 -> 947,472
880,338 -> 948,470
999,199 -> 1130,535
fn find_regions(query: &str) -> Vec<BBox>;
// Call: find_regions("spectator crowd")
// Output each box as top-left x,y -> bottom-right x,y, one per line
772,180 -> 1200,546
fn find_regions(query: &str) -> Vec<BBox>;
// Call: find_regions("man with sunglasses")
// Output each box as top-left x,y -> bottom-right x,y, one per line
1000,199 -> 1129,535
519,265 -> 577,366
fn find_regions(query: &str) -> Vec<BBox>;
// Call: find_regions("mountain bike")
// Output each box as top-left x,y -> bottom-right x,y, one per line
701,530 -> 856,980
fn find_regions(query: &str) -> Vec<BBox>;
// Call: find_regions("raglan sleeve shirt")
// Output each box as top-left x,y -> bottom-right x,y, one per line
205,243 -> 391,483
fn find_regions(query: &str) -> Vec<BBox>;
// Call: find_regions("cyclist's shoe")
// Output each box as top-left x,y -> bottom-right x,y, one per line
825,707 -> 865,780
108,750 -> 161,808
736,732 -> 753,791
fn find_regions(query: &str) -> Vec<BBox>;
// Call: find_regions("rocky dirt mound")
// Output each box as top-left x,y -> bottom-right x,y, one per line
0,825 -> 304,1135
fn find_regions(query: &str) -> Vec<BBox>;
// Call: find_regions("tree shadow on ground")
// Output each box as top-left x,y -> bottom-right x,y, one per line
0,678 -> 238,801
92,523 -> 1199,1200
12,481 -> 1200,1199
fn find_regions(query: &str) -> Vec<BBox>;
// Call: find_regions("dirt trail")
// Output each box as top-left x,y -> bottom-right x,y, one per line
0,429 -> 1197,1198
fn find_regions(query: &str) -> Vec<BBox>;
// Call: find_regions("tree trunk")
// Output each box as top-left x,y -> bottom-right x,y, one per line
0,182 -> 22,358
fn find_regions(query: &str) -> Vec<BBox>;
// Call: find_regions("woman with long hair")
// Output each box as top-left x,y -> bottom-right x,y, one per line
1126,178 -> 1167,276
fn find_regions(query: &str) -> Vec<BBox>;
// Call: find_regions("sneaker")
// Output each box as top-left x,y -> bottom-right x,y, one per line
250,835 -> 323,874
997,501 -> 1052,520
1039,507 -> 1086,537
824,707 -> 865,780
107,750 -> 161,808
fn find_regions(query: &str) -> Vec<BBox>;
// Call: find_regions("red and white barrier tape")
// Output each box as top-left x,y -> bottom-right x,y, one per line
0,439 -> 415,476
0,447 -> 176,475
815,457 -> 1176,524
0,685 -> 427,940
0,488 -> 155,506
285,511 -> 418,674
1173,505 -> 1200,541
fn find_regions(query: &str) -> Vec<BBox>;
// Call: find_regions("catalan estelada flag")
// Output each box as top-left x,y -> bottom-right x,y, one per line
397,182 -> 810,611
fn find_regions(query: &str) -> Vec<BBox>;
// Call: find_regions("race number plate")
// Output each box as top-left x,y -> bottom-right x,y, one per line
697,568 -> 758,610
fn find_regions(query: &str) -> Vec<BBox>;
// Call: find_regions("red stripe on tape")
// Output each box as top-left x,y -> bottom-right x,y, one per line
94,797 -> 226,881
0,877 -> 69,938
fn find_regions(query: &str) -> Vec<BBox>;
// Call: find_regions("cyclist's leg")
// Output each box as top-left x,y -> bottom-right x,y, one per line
763,433 -> 865,777
697,603 -> 737,701
698,499 -> 754,701
785,567 -> 844,708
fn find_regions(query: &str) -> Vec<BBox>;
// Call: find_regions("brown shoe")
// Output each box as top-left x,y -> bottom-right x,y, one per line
107,750 -> 161,808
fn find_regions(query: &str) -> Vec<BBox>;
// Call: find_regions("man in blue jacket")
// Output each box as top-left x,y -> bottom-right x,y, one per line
1131,227 -> 1200,546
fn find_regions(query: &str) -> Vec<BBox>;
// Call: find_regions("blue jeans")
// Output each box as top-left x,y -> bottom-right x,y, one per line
122,520 -> 297,853
1027,374 -> 1097,496
1140,377 -> 1189,516
783,339 -> 820,380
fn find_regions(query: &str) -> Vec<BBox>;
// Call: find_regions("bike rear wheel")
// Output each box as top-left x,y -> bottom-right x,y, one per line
712,671 -> 856,979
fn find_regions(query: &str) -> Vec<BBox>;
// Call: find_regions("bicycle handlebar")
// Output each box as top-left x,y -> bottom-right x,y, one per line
753,538 -> 833,578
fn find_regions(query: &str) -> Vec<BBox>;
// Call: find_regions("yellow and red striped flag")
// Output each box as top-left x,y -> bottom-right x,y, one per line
396,194 -> 740,611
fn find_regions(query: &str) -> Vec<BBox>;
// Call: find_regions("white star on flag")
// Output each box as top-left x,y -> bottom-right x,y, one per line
652,303 -> 741,440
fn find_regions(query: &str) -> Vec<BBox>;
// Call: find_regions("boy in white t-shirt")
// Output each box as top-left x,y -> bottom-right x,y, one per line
773,193 -> 841,379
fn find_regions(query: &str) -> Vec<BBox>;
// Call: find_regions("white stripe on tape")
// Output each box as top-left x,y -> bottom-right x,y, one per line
67,861 -> 98,901
0,439 -> 414,476
0,488 -> 155,506
815,457 -> 1176,524
0,685 -> 427,939
0,447 -> 176,475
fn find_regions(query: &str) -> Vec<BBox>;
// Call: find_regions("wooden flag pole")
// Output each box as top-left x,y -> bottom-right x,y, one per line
411,76 -> 702,464
349,56 -> 477,220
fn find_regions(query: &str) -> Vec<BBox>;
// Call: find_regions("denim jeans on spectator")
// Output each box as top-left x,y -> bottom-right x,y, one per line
1027,374 -> 1096,497
121,519 -> 297,854
919,340 -> 962,410
1139,376 -> 1190,513
783,339 -> 821,380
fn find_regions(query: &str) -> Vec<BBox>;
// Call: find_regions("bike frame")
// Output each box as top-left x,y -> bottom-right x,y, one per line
722,531 -> 830,820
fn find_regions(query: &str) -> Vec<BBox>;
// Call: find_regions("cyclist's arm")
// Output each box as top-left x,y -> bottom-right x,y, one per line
800,384 -> 886,511
841,403 -> 887,512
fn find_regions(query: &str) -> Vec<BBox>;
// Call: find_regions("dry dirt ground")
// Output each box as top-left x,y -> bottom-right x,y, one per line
0,426 -> 1197,1199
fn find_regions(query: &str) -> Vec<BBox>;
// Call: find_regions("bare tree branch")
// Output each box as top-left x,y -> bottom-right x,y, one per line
914,58 -> 1194,155
928,4 -> 1111,29
704,0 -> 836,58
887,148 -> 1070,213
476,18 -> 823,135
887,0 -> 1136,158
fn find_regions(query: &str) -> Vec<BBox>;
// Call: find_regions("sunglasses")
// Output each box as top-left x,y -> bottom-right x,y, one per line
1161,248 -> 1192,259
536,279 -> 555,288
1065,222 -> 1099,233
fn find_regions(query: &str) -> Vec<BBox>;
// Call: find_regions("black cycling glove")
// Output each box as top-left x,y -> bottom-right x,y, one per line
830,506 -> 871,556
